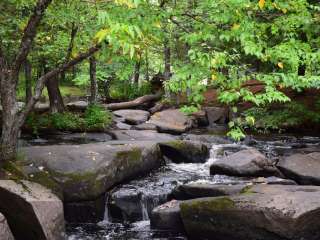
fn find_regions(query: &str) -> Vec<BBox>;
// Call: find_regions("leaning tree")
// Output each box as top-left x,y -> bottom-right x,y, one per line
0,0 -> 101,162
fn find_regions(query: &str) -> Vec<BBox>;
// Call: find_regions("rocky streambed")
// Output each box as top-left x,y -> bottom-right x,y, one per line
14,130 -> 320,240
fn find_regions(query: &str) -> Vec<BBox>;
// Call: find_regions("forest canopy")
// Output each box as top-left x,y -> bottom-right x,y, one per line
1,0 -> 320,160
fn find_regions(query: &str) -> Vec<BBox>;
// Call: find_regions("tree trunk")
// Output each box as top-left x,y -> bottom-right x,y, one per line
89,56 -> 98,104
46,76 -> 65,113
163,40 -> 171,81
0,73 -> 20,163
24,60 -> 32,103
145,51 -> 150,81
133,60 -> 141,84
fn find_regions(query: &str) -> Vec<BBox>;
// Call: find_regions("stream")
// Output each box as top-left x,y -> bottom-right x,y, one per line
22,133 -> 320,240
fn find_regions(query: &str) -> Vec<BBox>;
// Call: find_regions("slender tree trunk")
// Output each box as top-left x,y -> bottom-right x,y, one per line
24,60 -> 32,103
133,60 -> 141,84
89,56 -> 98,104
0,72 -> 20,163
163,39 -> 171,81
145,51 -> 150,81
46,76 -> 65,113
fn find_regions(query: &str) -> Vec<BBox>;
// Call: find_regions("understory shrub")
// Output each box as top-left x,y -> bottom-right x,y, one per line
25,105 -> 112,134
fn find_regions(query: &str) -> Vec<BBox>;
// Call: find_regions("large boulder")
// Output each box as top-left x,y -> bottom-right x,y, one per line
159,140 -> 209,163
148,109 -> 194,134
180,184 -> 320,240
150,200 -> 184,232
204,107 -> 228,125
210,148 -> 281,177
0,213 -> 14,240
173,183 -> 247,200
19,142 -> 163,202
111,130 -> 178,142
113,109 -> 150,125
277,152 -> 320,185
0,180 -> 65,240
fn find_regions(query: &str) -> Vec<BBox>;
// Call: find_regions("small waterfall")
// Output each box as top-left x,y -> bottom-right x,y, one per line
103,194 -> 112,223
140,193 -> 149,220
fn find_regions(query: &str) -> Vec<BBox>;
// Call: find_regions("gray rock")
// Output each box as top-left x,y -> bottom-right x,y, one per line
52,132 -> 113,143
159,140 -> 209,163
19,142 -> 163,202
148,109 -> 194,134
0,180 -> 65,240
66,100 -> 88,111
111,130 -> 178,142
277,152 -> 320,185
180,184 -> 320,240
182,134 -> 232,144
150,200 -> 184,232
252,176 -> 297,185
113,109 -> 150,125
173,183 -> 247,200
132,123 -> 157,131
115,121 -> 132,130
0,213 -> 14,240
204,107 -> 228,125
210,148 -> 281,177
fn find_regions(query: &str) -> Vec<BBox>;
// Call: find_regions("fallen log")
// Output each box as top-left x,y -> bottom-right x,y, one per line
104,92 -> 163,111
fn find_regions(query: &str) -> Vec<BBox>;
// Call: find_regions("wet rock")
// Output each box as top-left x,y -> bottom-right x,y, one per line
113,109 -> 150,125
19,142 -> 163,203
111,130 -> 178,142
132,123 -> 157,131
191,110 -> 208,127
109,188 -> 142,221
148,109 -> 194,134
210,148 -> 282,177
159,140 -> 209,163
150,200 -> 184,232
0,213 -> 14,240
64,195 -> 106,223
180,184 -> 320,240
204,107 -> 228,125
277,152 -> 320,185
0,180 -> 65,240
173,183 -> 247,200
66,100 -> 88,111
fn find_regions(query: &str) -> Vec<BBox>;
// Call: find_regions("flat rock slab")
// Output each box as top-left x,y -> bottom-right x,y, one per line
210,148 -> 281,177
19,142 -> 163,202
180,184 -> 320,240
0,213 -> 14,240
150,200 -> 184,232
173,183 -> 247,200
132,123 -> 157,131
148,109 -> 193,134
0,180 -> 65,240
277,152 -> 320,185
182,134 -> 232,144
113,110 -> 150,125
111,130 -> 178,142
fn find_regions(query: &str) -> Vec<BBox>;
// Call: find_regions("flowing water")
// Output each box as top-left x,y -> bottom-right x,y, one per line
22,133 -> 320,240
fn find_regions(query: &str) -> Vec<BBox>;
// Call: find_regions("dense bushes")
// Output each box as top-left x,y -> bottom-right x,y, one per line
25,105 -> 113,134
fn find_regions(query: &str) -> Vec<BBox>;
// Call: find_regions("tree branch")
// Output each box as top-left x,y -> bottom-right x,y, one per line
19,44 -> 101,125
12,0 -> 52,76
